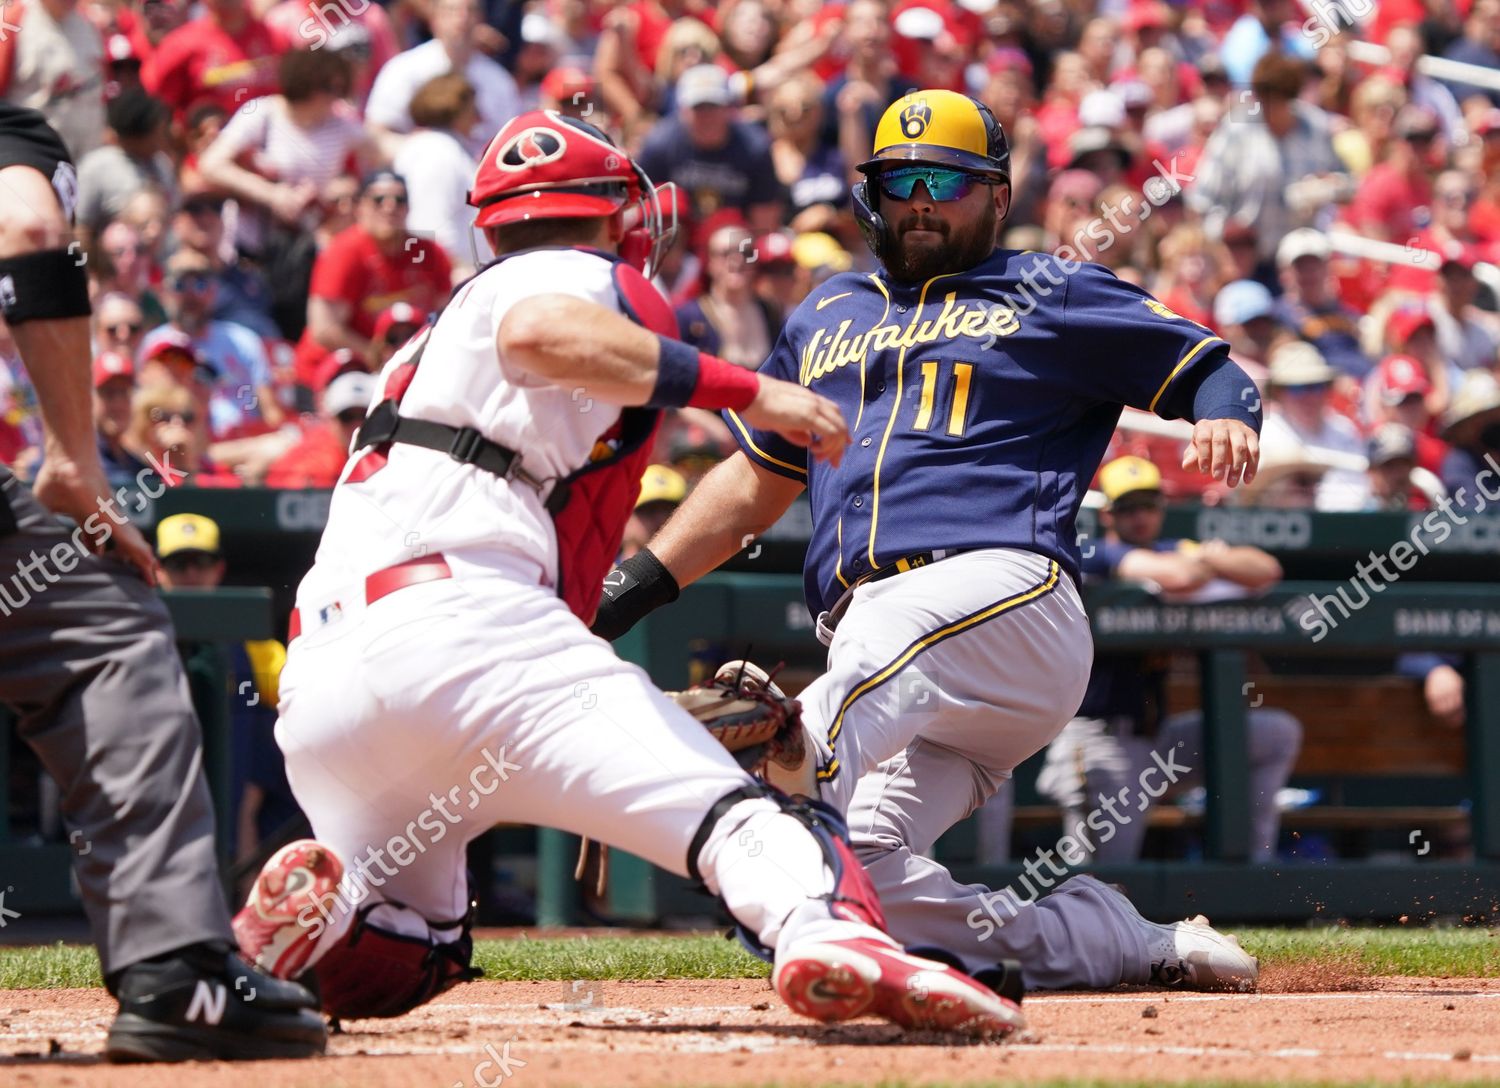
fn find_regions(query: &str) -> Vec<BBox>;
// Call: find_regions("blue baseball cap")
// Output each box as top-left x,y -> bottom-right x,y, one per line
1213,279 -> 1276,329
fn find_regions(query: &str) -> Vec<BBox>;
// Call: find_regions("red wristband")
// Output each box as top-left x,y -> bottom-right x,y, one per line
687,352 -> 760,412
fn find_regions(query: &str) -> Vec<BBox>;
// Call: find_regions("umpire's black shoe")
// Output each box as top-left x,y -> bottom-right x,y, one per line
105,941 -> 327,1062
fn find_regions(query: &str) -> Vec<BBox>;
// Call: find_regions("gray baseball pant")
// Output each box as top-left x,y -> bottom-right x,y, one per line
0,468 -> 232,976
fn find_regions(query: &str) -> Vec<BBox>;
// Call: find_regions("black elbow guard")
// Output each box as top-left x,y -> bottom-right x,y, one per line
590,548 -> 680,641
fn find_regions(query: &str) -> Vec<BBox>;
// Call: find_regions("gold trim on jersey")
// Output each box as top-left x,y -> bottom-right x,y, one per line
1147,336 -> 1229,413
726,408 -> 808,478
855,274 -> 891,432
868,272 -> 963,570
817,559 -> 1063,783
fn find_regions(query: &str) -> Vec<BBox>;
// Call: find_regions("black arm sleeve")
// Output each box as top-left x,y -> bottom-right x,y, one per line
1159,354 -> 1262,429
590,548 -> 681,641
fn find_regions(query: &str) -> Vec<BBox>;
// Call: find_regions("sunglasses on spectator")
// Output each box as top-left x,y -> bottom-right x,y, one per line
167,272 -> 213,292
1436,190 -> 1473,205
336,408 -> 367,424
1112,496 -> 1164,514
1404,130 -> 1437,144
385,325 -> 418,345
182,197 -> 224,216
366,191 -> 408,207
106,321 -> 144,338
1284,382 -> 1332,395
152,409 -> 197,425
876,166 -> 988,202
162,552 -> 218,573
1287,473 -> 1323,488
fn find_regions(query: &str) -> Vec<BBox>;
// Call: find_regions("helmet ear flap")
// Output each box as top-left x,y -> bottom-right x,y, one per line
852,178 -> 888,259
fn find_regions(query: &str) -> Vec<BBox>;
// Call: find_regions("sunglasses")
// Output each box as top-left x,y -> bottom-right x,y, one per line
367,192 -> 409,207
152,408 -> 197,425
167,272 -> 212,292
106,321 -> 144,338
162,552 -> 218,573
384,325 -> 418,345
876,166 -> 988,202
1112,499 -> 1164,515
182,198 -> 224,216
336,408 -> 366,424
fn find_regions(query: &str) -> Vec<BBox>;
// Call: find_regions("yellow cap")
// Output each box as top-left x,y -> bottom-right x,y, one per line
156,513 -> 221,558
636,464 -> 687,509
861,89 -> 1009,176
1099,456 -> 1163,505
792,231 -> 853,274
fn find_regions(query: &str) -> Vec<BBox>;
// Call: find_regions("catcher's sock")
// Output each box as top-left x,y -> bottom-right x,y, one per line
695,798 -> 838,951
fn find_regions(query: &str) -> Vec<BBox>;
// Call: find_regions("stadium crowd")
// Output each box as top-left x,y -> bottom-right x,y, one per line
1,0 -> 1498,509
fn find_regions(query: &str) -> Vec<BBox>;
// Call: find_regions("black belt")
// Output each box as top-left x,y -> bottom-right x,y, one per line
825,548 -> 967,632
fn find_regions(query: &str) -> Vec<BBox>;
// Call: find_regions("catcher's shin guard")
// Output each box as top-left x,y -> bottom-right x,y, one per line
311,897 -> 483,1020
688,785 -> 887,962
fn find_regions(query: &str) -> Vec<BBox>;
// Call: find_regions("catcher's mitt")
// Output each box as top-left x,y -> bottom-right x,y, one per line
670,659 -> 807,778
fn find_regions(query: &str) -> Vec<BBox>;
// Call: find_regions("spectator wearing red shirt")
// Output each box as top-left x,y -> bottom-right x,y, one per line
294,169 -> 452,388
263,369 -> 374,488
1468,109 -> 1500,245
1365,353 -> 1450,476
143,0 -> 287,123
1348,105 -> 1440,245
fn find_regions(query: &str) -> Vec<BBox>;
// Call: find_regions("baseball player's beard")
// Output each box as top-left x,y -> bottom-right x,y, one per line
887,203 -> 998,283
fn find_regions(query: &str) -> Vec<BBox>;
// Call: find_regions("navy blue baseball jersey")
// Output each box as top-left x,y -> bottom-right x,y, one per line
726,249 -> 1232,615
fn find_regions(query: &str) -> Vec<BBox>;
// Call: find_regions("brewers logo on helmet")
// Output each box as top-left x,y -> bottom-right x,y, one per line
852,89 -> 1010,258
859,89 -> 1010,179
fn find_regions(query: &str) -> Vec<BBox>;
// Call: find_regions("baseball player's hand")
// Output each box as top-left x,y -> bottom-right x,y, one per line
33,457 -> 159,584
1182,418 -> 1258,487
739,375 -> 850,466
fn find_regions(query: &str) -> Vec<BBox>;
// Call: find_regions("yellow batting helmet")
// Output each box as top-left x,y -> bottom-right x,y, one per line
858,89 -> 1011,179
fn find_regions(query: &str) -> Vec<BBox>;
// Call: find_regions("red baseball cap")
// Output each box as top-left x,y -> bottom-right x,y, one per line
372,301 -> 423,343
312,347 -> 369,393
143,329 -> 198,365
753,231 -> 796,268
92,350 -> 136,387
540,67 -> 595,105
1376,353 -> 1431,404
1123,2 -> 1169,31
1386,307 -> 1435,345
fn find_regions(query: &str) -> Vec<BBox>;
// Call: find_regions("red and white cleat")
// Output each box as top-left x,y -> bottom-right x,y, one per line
232,840 -> 344,980
773,938 -> 1026,1039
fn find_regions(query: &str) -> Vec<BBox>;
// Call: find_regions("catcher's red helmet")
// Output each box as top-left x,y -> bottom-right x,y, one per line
468,110 -> 677,275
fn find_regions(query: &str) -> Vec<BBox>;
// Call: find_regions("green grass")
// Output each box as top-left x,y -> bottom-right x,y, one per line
2,926 -> 1495,991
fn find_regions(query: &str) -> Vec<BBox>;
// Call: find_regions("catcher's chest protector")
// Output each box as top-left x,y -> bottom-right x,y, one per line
347,250 -> 671,624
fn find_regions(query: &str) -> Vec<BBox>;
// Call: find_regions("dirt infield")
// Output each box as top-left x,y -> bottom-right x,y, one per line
3,976 -> 1499,1086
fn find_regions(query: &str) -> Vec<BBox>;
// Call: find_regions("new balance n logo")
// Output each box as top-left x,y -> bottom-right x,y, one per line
185,980 -> 227,1025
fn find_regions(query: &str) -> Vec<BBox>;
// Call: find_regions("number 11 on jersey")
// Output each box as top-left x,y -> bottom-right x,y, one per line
913,361 -> 974,437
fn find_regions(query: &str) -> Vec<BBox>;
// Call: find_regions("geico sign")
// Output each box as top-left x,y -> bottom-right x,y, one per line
275,491 -> 332,531
1196,510 -> 1313,548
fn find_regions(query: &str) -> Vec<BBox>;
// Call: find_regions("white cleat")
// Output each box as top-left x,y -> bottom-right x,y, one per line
1078,875 -> 1259,992
1145,914 -> 1260,993
774,937 -> 1027,1039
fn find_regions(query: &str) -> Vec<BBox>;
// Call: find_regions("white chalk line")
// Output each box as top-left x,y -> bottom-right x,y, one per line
1027,991 -> 1500,1004
1021,1041 -> 1500,1064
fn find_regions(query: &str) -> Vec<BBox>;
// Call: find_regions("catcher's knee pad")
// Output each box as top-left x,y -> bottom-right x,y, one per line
688,785 -> 887,962
0,248 -> 92,324
311,898 -> 482,1020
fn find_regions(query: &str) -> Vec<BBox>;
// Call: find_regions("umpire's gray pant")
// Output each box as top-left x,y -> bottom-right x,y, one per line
0,469 -> 231,976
